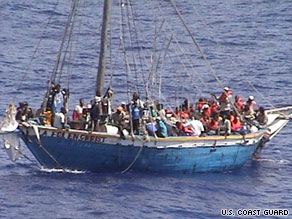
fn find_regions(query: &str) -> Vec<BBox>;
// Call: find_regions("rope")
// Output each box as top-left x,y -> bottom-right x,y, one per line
57,0 -> 80,84
124,1 -> 139,93
189,1 -> 275,108
153,1 -> 212,95
12,0 -> 60,102
121,140 -> 144,174
169,0 -> 226,93
30,125 -> 65,170
41,0 -> 79,112
128,0 -> 149,98
167,0 -> 246,118
50,1 -> 77,83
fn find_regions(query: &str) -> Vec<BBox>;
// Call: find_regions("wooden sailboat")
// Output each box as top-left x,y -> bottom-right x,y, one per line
1,1 -> 292,173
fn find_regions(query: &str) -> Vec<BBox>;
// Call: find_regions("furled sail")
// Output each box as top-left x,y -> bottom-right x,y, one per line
0,103 -> 18,132
1,132 -> 21,162
0,104 -> 21,161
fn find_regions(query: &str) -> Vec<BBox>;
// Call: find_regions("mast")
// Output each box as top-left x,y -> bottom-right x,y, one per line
96,0 -> 112,97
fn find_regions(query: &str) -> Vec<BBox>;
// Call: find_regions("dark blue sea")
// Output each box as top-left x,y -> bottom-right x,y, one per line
0,0 -> 291,218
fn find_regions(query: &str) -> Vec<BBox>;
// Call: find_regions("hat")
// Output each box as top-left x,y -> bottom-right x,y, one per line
202,104 -> 209,109
121,102 -> 126,105
248,96 -> 254,101
224,87 -> 229,91
117,106 -> 123,112
94,96 -> 101,102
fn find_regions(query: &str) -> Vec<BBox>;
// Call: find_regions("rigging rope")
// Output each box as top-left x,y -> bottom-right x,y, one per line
124,1 -> 139,93
12,0 -> 61,102
168,0 -> 245,118
128,0 -> 149,98
41,0 -> 79,112
169,0 -> 226,93
50,0 -> 78,83
57,0 -> 80,84
189,1 -> 275,108
153,0 -> 212,95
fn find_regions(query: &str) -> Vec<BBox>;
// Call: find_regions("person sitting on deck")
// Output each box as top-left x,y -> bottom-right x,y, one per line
202,104 -> 212,118
218,115 -> 231,136
210,101 -> 219,117
146,121 -> 157,137
184,115 -> 205,137
110,106 -> 127,138
72,98 -> 86,121
230,114 -> 243,133
150,104 -> 158,119
157,103 -> 167,122
196,97 -> 207,112
206,114 -> 220,135
176,106 -> 189,120
244,96 -> 258,120
256,107 -> 268,127
16,101 -> 34,122
176,121 -> 194,136
234,95 -> 245,114
156,117 -> 168,138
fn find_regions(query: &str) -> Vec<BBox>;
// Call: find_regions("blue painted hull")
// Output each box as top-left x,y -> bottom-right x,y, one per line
16,106 -> 292,173
21,134 -> 259,173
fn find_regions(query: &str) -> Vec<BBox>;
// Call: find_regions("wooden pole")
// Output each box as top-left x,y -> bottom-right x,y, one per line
96,0 -> 112,97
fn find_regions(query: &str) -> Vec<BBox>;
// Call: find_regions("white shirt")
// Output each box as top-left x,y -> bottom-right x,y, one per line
75,105 -> 83,114
53,112 -> 65,129
184,120 -> 204,136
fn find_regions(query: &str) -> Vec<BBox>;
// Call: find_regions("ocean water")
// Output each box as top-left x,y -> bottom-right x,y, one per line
0,0 -> 291,218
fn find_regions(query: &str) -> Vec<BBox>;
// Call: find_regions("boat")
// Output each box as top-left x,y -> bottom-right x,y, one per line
1,1 -> 292,174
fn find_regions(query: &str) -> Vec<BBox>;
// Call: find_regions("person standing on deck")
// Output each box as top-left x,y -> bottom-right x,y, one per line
132,92 -> 144,108
52,84 -> 64,114
53,107 -> 67,129
131,103 -> 141,135
218,87 -> 233,116
90,96 -> 103,131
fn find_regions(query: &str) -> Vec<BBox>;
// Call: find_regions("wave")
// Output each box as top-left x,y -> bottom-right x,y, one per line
39,167 -> 86,174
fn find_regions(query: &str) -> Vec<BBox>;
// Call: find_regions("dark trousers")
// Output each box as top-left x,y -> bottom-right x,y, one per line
132,119 -> 139,135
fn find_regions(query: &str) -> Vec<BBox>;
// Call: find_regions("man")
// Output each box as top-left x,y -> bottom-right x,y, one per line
218,87 -> 233,116
52,84 -> 64,114
218,115 -> 231,136
244,96 -> 258,120
156,117 -> 168,138
184,115 -> 205,136
256,107 -> 268,126
53,107 -> 67,129
90,96 -> 102,131
73,98 -> 86,120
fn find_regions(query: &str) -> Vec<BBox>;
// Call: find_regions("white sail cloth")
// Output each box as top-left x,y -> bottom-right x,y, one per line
0,103 -> 18,132
0,104 -> 21,161
1,132 -> 21,162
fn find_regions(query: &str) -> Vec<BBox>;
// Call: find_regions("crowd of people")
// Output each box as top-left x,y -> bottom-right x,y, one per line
15,84 -> 269,138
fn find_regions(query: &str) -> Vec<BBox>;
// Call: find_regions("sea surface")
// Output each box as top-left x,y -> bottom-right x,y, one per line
0,0 -> 292,218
